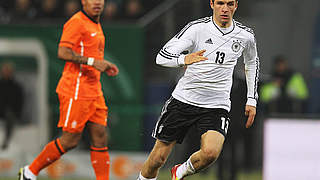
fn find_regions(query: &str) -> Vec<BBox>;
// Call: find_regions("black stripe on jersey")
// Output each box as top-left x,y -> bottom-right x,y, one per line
161,48 -> 180,58
160,50 -> 178,59
254,57 -> 260,99
175,17 -> 211,39
159,51 -> 173,60
234,21 -> 255,35
163,48 -> 180,57
175,17 -> 211,36
176,18 -> 211,39
213,20 -> 235,36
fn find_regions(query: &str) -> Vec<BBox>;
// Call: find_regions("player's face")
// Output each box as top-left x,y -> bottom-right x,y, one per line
82,0 -> 105,18
211,0 -> 237,27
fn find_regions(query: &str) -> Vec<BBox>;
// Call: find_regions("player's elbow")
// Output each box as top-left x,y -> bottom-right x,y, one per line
156,54 -> 170,67
57,46 -> 70,61
155,54 -> 163,66
57,47 -> 65,60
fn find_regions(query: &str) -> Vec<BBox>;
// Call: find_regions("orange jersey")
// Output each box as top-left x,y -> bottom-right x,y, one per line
57,10 -> 105,100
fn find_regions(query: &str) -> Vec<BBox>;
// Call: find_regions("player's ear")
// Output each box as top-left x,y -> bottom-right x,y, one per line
210,0 -> 214,9
235,0 -> 238,10
81,0 -> 85,6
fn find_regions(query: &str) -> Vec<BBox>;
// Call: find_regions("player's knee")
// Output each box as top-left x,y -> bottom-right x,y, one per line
60,136 -> 81,151
63,140 -> 79,151
90,129 -> 107,147
91,140 -> 106,148
202,147 -> 220,163
94,129 -> 106,139
91,134 -> 107,148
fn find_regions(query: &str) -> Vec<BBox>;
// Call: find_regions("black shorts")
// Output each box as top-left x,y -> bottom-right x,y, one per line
152,97 -> 230,144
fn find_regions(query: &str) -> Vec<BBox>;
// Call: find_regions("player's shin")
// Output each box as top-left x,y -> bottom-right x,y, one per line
29,138 -> 66,175
90,146 -> 110,180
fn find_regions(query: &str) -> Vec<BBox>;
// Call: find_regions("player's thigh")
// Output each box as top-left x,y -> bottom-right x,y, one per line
60,131 -> 82,149
197,108 -> 230,156
200,130 -> 225,156
87,121 -> 107,145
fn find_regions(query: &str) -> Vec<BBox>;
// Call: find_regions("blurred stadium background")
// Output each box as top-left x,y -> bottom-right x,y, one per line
0,0 -> 320,179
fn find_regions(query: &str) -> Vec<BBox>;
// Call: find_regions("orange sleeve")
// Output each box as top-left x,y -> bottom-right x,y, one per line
59,17 -> 83,49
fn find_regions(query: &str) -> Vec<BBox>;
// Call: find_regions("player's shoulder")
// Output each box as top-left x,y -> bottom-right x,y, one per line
175,16 -> 211,38
234,20 -> 255,36
190,16 -> 211,24
64,11 -> 84,25
187,16 -> 212,28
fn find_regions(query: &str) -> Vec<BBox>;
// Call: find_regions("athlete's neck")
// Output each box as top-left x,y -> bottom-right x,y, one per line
92,15 -> 100,22
82,9 -> 100,23
213,16 -> 232,28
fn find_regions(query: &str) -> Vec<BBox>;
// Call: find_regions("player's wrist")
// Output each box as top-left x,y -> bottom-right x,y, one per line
87,57 -> 95,66
246,98 -> 257,107
178,55 -> 186,66
105,60 -> 114,69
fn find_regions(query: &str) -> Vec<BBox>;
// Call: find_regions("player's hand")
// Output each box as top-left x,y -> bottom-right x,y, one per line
105,61 -> 119,76
184,50 -> 208,65
245,105 -> 256,128
93,59 -> 112,72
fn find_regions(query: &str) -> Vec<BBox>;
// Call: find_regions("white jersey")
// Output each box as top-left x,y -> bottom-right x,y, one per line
156,16 -> 260,111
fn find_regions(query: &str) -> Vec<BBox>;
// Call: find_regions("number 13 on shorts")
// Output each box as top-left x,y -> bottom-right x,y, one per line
220,117 -> 229,134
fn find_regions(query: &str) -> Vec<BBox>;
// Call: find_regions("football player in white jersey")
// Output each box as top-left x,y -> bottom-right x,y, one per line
138,0 -> 259,180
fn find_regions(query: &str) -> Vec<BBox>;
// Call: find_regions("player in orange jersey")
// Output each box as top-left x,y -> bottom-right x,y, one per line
18,0 -> 119,180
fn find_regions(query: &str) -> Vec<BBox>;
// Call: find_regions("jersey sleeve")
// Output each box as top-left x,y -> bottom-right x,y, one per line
156,23 -> 197,67
59,17 -> 83,49
243,34 -> 260,107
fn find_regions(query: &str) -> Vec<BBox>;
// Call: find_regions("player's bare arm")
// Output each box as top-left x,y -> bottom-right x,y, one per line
245,105 -> 256,128
58,46 -> 88,64
58,46 -> 118,74
184,50 -> 208,65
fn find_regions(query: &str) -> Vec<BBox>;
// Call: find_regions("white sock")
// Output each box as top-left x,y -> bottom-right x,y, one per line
24,166 -> 37,180
137,172 -> 157,180
176,158 -> 196,179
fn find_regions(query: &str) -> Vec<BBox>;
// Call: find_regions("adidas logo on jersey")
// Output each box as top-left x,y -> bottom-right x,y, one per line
205,38 -> 213,44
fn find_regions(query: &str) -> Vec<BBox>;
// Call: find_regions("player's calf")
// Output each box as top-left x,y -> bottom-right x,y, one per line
138,152 -> 169,179
142,155 -> 166,176
201,146 -> 221,165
